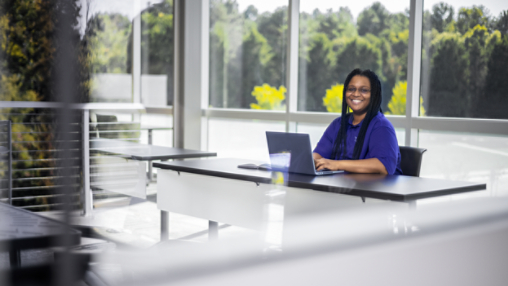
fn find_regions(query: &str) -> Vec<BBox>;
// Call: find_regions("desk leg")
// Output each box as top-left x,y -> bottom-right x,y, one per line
9,249 -> 21,267
147,129 -> 153,181
209,221 -> 218,241
408,200 -> 417,209
148,161 -> 153,182
161,210 -> 169,241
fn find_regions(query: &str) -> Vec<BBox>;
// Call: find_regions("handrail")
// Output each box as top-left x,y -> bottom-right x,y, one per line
0,101 -> 145,111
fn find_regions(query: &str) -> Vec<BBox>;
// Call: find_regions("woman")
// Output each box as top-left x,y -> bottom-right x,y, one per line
313,68 -> 402,175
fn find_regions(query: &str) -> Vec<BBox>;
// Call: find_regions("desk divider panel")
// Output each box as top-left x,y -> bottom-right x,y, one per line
91,156 -> 147,199
157,169 -> 396,241
158,170 -> 281,232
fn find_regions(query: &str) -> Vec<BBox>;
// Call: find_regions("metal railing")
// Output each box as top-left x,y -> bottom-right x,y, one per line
0,101 -> 145,214
0,109 -> 82,211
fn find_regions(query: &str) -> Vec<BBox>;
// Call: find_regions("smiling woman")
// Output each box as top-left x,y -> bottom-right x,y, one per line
313,69 -> 402,175
345,75 -> 372,124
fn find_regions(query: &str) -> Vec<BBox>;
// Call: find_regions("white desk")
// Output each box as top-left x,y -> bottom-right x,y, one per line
154,158 -> 486,241
91,138 -> 216,240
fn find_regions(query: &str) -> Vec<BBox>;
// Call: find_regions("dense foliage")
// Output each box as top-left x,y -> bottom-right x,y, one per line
0,0 -> 85,210
209,1 -> 508,119
422,5 -> 508,118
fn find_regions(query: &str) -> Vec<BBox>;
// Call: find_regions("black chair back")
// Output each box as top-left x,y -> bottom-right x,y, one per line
399,146 -> 427,177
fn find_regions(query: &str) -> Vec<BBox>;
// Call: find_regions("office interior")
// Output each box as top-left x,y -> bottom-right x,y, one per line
1,0 -> 508,285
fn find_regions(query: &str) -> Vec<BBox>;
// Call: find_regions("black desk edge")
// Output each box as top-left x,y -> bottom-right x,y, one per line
0,203 -> 81,251
153,162 -> 487,202
132,152 -> 217,161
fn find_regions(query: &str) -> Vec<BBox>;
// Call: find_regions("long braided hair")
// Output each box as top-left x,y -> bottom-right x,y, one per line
330,69 -> 383,160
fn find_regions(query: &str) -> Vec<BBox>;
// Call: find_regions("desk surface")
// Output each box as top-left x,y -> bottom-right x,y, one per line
0,202 -> 81,251
91,138 -> 217,161
154,158 -> 486,202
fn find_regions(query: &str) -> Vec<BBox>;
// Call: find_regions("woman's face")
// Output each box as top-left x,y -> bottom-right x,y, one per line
345,75 -> 371,115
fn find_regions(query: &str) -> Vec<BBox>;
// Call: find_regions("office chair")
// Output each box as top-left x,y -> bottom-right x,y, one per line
361,146 -> 427,203
399,146 -> 427,177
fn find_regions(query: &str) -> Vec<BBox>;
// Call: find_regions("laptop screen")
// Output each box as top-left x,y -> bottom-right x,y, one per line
266,132 -> 316,174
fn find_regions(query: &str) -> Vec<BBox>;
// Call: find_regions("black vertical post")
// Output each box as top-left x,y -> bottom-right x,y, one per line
9,249 -> 20,267
8,120 -> 12,206
53,1 -> 81,285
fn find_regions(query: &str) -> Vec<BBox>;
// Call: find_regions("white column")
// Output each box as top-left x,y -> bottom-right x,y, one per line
133,0 -> 142,104
286,0 -> 300,132
405,0 -> 423,147
174,0 -> 208,150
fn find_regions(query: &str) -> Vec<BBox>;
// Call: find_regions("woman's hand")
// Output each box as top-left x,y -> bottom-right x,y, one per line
314,157 -> 342,171
312,152 -> 388,174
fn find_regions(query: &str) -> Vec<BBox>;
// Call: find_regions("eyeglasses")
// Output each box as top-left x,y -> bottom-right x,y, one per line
346,87 -> 371,95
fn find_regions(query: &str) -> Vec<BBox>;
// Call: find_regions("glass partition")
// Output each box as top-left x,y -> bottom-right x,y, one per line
420,0 -> 508,118
297,123 -> 405,149
207,118 -> 285,160
298,0 -> 410,115
209,0 -> 288,110
139,114 -> 173,147
418,130 -> 508,200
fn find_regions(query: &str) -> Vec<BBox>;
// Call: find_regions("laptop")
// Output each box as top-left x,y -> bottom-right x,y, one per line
265,131 -> 343,176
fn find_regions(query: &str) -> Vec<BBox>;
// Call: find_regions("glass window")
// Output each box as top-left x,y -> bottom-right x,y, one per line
139,114 -> 173,147
209,0 -> 288,110
420,1 -> 508,118
418,130 -> 508,202
84,0 -> 174,105
297,123 -> 405,148
298,1 -> 410,115
85,1 -> 136,103
207,118 -> 285,160
140,0 -> 174,106
296,123 -> 330,149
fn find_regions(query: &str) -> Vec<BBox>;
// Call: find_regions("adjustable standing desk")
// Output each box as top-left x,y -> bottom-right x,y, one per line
153,158 -> 486,240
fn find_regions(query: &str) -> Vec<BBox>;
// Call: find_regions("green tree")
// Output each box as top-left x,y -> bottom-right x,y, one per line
463,24 -> 490,116
357,2 -> 391,37
127,0 -> 174,104
427,34 -> 468,117
431,2 -> 455,33
299,33 -> 333,112
209,1 -> 288,109
456,6 -> 490,35
257,7 -> 287,89
87,13 -> 131,74
140,1 -> 174,75
335,37 -> 384,87
476,35 -> 508,119
492,10 -> 508,35
315,7 -> 356,40
239,22 -> 273,108
209,0 -> 244,108
0,0 -> 54,101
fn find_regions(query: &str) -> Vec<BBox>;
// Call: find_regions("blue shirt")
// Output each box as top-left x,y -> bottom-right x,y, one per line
313,112 -> 402,175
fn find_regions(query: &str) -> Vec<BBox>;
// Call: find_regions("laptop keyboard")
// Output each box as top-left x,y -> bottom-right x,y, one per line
315,168 -> 335,175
